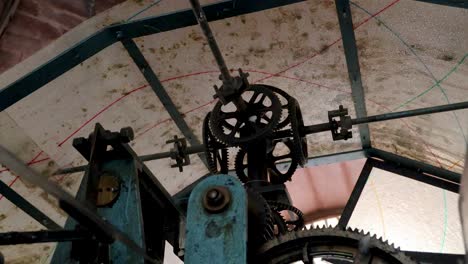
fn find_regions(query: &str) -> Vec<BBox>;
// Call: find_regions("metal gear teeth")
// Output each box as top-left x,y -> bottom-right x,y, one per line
262,85 -> 293,131
208,85 -> 283,147
257,226 -> 417,264
246,188 -> 275,245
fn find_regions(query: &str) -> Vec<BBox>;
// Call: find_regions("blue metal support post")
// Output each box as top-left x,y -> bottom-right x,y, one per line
186,174 -> 247,264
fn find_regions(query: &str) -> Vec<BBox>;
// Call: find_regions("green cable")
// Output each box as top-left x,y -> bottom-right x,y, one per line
392,54 -> 467,111
440,190 -> 447,253
351,2 -> 467,253
352,2 -> 467,143
126,0 -> 163,22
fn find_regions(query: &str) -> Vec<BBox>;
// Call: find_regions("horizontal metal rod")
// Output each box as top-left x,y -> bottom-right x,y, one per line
303,101 -> 468,135
352,101 -> 468,125
0,230 -> 90,245
56,101 -> 468,174
54,145 -> 206,175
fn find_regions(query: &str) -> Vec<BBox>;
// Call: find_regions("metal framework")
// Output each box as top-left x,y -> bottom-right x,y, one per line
338,156 -> 464,262
0,0 -> 467,263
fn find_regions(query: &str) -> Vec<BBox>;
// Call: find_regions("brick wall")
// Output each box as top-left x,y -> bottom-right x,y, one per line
0,0 -> 125,74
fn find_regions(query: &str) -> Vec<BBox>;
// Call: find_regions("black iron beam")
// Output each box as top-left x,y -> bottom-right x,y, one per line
0,0 -> 305,111
121,39 -> 208,168
413,0 -> 468,8
0,230 -> 90,245
0,180 -> 62,230
337,159 -> 373,229
0,29 -> 116,111
403,251 -> 465,263
367,148 -> 461,184
334,0 -> 371,148
369,156 -> 459,193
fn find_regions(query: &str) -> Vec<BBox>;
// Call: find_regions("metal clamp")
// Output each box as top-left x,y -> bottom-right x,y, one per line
328,105 -> 353,141
167,136 -> 191,172
213,69 -> 250,105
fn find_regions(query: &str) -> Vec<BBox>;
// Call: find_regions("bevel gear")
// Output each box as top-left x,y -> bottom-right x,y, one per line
256,227 -> 417,264
209,85 -> 282,146
203,112 -> 229,174
272,210 -> 288,236
267,201 -> 304,231
247,189 -> 275,250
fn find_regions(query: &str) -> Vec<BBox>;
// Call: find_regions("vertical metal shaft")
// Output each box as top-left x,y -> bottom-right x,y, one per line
188,0 -> 232,83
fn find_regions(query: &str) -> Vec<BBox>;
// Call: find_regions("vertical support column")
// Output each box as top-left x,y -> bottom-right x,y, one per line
98,159 -> 146,264
335,0 -> 371,148
186,175 -> 247,264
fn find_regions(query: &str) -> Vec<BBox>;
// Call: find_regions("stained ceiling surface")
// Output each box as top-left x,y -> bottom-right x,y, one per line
0,0 -> 467,262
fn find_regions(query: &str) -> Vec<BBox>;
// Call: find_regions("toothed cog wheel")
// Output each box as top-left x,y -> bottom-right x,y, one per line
203,112 -> 229,174
289,98 -> 308,167
247,189 -> 275,250
209,85 -> 282,146
256,227 -> 417,263
234,138 -> 299,184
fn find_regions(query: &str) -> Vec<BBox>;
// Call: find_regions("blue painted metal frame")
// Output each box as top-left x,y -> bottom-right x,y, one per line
185,174 -> 247,264
98,159 -> 145,264
0,0 -> 305,111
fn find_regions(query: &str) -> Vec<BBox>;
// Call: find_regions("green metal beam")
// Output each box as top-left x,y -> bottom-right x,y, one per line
0,0 -> 305,111
334,0 -> 371,148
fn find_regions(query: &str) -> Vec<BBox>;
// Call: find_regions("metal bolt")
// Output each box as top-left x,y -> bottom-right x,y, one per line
207,189 -> 223,206
119,127 -> 134,143
116,31 -> 124,40
203,186 -> 230,213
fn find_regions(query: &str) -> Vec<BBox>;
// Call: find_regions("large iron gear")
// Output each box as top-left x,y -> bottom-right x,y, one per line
256,227 -> 416,264
209,84 -> 282,146
202,112 -> 229,174
289,98 -> 308,167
